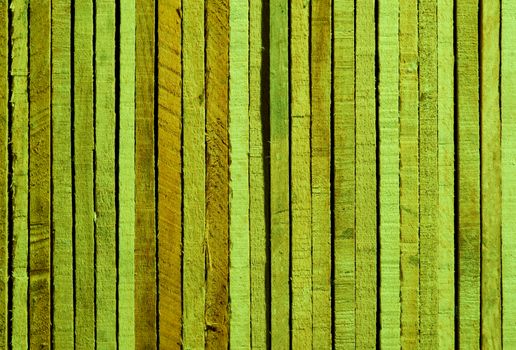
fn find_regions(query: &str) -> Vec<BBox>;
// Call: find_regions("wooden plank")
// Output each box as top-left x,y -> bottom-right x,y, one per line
399,0 -> 419,346
205,0 -> 230,346
456,0 -> 481,348
311,0 -> 332,347
333,0 -> 355,347
10,0 -> 29,347
270,0 -> 290,346
182,0 -> 206,347
73,0 -> 95,347
134,0 -> 157,347
29,0 -> 52,347
118,0 -> 136,346
355,0 -> 377,347
0,0 -> 7,347
229,0 -> 251,347
51,1 -> 74,348
378,0 -> 400,347
501,0 -> 516,346
290,0 -> 312,347
249,0 -> 267,347
480,0 -> 502,347
157,0 -> 182,348
95,1 -> 117,348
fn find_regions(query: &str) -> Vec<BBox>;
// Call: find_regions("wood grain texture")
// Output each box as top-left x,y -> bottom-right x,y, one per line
270,0 -> 290,347
456,0 -> 481,348
480,0 -> 502,348
333,0 -> 355,347
29,0 -> 52,347
0,1 -> 7,347
399,0 -> 419,346
157,0 -> 182,348
51,1 -> 74,348
182,0 -> 206,347
311,0 -> 332,347
355,0 -> 377,347
290,0 -> 312,347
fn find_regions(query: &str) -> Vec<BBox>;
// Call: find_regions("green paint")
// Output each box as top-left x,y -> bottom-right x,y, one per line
0,0 -> 7,346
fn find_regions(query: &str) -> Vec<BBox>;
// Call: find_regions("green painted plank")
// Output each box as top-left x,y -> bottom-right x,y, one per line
10,0 -> 29,347
229,0 -> 251,347
0,0 -> 7,347
399,0 -> 419,346
249,0 -> 267,347
182,0 -> 206,347
378,0 -> 400,347
311,0 -> 332,347
290,0 -> 312,347
51,1 -> 74,348
95,1 -> 117,348
29,0 -> 52,347
480,0 -> 502,347
502,0 -> 516,346
355,0 -> 377,347
456,0 -> 481,348
333,0 -> 355,347
270,0 -> 290,346
118,0 -> 136,346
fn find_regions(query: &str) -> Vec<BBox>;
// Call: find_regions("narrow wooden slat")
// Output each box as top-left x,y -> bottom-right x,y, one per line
229,0 -> 251,347
205,0 -> 230,346
95,1 -> 117,347
355,0 -> 377,347
29,0 -> 52,347
399,0 -> 419,346
10,0 -> 29,347
290,0 -> 312,347
311,0 -> 332,347
182,0 -> 206,347
333,0 -> 355,346
0,0 -> 7,346
249,0 -> 267,346
270,0 -> 290,346
51,1 -> 74,348
118,0 -> 136,346
157,0 -> 182,348
73,0 -> 95,347
480,0 -> 502,347
378,0 -> 400,347
135,0 -> 157,346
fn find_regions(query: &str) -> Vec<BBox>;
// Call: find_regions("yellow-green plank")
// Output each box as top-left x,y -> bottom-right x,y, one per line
29,0 -> 52,347
290,0 -> 311,347
52,0 -> 74,348
311,0 -> 332,347
183,0 -> 206,347
0,0 -> 7,346
333,0 -> 355,347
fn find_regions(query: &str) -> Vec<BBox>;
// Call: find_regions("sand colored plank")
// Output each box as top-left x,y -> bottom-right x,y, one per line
311,0 -> 332,347
437,0 -> 455,347
29,0 -> 52,347
0,0 -> 7,347
501,0 -> 516,346
205,0 -> 230,346
378,0 -> 400,347
182,0 -> 206,347
270,0 -> 290,347
290,0 -> 312,347
73,0 -> 96,347
157,0 -> 182,348
333,0 -> 355,347
480,0 -> 502,348
95,1 -> 117,348
355,0 -> 377,347
249,0 -> 268,347
229,0 -> 251,347
134,0 -> 157,347
399,0 -> 419,347
10,0 -> 29,347
51,1 -> 74,348
118,0 -> 136,347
